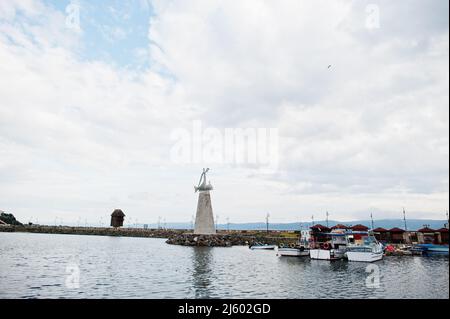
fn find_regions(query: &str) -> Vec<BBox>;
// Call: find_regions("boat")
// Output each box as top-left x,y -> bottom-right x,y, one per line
278,238 -> 310,257
413,244 -> 449,256
346,232 -> 384,262
249,243 -> 277,250
277,247 -> 310,257
309,230 -> 348,261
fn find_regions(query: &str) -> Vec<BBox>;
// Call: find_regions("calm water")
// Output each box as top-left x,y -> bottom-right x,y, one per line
0,232 -> 448,299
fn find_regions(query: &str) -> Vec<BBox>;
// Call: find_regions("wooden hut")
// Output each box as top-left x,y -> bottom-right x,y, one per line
373,227 -> 389,243
437,228 -> 449,244
331,224 -> 350,230
388,227 -> 406,244
351,224 -> 369,231
111,209 -> 125,228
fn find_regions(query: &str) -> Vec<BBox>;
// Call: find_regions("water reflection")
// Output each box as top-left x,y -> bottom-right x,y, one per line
190,247 -> 213,298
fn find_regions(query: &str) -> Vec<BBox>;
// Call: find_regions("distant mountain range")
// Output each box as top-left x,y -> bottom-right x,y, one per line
139,219 -> 448,231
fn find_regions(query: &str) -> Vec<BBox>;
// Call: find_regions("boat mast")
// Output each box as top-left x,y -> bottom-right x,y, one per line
403,208 -> 408,231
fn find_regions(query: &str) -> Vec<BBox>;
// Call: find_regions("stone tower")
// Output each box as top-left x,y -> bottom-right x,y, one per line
194,168 -> 216,235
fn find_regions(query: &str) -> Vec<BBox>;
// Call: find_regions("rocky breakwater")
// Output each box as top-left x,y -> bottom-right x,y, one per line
166,234 -> 237,247
166,233 -> 298,247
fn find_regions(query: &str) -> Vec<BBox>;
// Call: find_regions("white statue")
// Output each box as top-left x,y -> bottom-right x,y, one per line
195,168 -> 213,192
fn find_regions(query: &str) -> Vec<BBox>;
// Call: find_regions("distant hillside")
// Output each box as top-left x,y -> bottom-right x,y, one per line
142,219 -> 448,231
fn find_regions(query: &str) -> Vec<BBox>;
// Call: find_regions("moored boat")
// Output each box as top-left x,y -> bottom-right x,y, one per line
277,232 -> 311,257
413,244 -> 449,256
346,231 -> 384,262
250,243 -> 277,250
309,230 -> 348,261
277,247 -> 310,257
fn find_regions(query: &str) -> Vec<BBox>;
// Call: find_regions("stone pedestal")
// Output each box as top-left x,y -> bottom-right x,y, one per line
194,191 -> 216,235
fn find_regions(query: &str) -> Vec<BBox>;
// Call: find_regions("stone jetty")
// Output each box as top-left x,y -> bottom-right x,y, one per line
166,233 -> 298,247
0,224 -> 298,247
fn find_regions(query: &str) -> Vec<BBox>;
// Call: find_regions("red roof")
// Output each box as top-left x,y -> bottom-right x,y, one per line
373,227 -> 388,232
437,228 -> 449,233
418,227 -> 436,233
310,224 -> 330,231
351,224 -> 369,231
331,224 -> 349,230
389,227 -> 405,233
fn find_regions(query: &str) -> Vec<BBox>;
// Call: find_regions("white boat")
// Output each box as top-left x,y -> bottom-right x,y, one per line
277,247 -> 310,257
346,233 -> 384,262
309,230 -> 348,261
250,243 -> 277,250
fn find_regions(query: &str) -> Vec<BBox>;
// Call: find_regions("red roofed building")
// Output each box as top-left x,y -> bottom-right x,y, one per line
310,224 -> 331,246
388,227 -> 406,244
351,224 -> 369,231
310,224 -> 330,232
331,224 -> 350,230
437,228 -> 449,244
350,224 -> 369,240
373,227 -> 388,242
418,227 -> 439,244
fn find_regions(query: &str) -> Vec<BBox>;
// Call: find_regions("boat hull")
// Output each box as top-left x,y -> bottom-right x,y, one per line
309,249 -> 342,261
250,245 -> 276,250
277,248 -> 310,257
346,251 -> 383,262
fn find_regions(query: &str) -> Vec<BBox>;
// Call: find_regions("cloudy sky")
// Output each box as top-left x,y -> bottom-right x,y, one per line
0,0 -> 448,225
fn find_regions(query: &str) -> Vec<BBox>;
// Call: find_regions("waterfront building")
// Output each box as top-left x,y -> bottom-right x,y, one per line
373,227 -> 389,243
310,224 -> 331,247
351,224 -> 369,241
388,227 -> 406,244
417,227 -> 439,244
438,228 -> 449,244
331,224 -> 350,230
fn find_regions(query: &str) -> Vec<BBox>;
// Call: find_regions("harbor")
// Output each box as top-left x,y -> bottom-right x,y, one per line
0,231 -> 448,299
1,220 -> 448,258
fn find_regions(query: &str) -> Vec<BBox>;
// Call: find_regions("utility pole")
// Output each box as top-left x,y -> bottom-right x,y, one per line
403,208 -> 408,231
266,213 -> 270,233
326,211 -> 329,228
370,213 -> 374,230
311,215 -> 314,227
446,211 -> 449,229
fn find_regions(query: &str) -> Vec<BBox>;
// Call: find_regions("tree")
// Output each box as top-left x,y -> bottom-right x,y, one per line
0,212 -> 22,226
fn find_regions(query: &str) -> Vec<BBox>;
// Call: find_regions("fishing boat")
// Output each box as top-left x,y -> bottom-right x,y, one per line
277,246 -> 310,257
309,230 -> 348,261
346,232 -> 384,262
277,236 -> 310,257
249,243 -> 277,250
